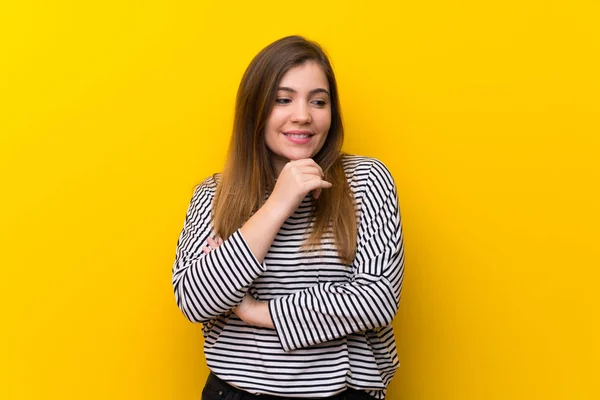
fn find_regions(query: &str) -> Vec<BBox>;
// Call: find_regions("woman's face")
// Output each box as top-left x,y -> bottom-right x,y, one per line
264,61 -> 332,175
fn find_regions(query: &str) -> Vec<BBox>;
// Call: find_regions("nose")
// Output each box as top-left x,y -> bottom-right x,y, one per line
291,102 -> 312,124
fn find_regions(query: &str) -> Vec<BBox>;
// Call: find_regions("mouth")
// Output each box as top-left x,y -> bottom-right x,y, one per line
283,130 -> 314,139
283,130 -> 314,144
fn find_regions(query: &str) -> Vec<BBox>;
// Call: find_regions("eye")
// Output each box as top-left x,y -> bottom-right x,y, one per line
276,98 -> 291,105
311,99 -> 327,107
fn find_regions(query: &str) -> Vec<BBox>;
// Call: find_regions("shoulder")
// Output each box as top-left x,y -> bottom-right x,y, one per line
189,174 -> 220,205
341,154 -> 395,192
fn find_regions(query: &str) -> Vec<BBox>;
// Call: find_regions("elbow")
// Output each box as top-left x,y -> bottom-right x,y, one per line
173,276 -> 210,324
174,288 -> 205,324
183,313 -> 205,325
176,294 -> 212,324
377,285 -> 400,328
384,302 -> 399,326
375,304 -> 397,328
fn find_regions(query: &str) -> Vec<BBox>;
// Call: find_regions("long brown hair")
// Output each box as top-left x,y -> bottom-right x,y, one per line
212,36 -> 357,264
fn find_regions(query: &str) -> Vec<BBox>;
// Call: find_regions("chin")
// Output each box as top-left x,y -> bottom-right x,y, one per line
285,151 -> 316,161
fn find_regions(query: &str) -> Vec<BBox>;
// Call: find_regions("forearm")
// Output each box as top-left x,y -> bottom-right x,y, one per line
176,196 -> 289,323
239,199 -> 287,263
173,230 -> 266,323
236,275 -> 399,349
269,276 -> 400,352
240,159 -> 331,262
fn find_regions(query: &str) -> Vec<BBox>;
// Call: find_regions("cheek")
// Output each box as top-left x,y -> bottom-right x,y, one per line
266,109 -> 287,131
317,110 -> 332,133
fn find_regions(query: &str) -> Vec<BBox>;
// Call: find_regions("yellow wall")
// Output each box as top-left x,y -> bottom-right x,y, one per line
1,1 -> 598,399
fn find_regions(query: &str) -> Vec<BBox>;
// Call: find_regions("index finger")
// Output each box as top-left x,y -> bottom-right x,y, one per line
291,158 -> 325,177
308,159 -> 325,176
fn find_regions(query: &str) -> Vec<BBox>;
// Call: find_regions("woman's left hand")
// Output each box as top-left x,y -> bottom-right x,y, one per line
233,293 -> 259,321
234,293 -> 274,329
202,236 -> 223,254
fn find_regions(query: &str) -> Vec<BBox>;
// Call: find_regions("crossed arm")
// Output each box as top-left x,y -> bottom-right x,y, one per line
172,160 -> 404,351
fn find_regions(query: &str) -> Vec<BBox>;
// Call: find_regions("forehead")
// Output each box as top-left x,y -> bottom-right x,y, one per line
278,62 -> 329,90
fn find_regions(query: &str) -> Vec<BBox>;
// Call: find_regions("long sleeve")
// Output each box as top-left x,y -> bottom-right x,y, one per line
172,179 -> 266,323
268,160 -> 404,352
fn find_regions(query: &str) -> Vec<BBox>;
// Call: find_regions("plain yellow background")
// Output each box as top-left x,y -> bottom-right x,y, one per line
1,1 -> 599,399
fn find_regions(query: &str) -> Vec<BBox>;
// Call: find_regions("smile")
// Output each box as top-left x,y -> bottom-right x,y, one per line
283,131 -> 314,144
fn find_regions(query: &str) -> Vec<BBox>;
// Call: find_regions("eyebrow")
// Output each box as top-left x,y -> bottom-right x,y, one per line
277,86 -> 330,96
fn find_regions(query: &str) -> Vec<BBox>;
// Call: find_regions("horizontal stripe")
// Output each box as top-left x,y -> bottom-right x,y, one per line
172,155 -> 404,399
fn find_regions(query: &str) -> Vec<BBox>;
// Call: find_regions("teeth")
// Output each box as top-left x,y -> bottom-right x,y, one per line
287,134 -> 310,138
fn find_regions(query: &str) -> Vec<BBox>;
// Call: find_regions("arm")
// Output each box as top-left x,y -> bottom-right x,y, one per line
173,161 -> 332,324
172,180 -> 267,323
238,161 -> 405,351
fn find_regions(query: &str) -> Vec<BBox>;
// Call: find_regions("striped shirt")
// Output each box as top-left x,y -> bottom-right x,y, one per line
172,155 -> 405,399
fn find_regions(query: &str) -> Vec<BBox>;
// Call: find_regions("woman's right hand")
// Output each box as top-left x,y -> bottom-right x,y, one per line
239,158 -> 331,263
266,158 -> 332,219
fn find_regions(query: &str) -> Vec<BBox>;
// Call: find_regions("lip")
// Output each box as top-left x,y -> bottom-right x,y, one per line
284,130 -> 314,136
283,130 -> 313,145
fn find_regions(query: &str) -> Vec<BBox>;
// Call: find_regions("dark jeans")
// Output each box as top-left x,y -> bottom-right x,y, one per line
201,373 -> 377,400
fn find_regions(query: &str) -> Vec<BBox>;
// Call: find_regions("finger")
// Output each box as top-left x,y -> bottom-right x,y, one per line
202,246 -> 210,254
290,158 -> 324,175
305,178 -> 332,194
307,176 -> 332,186
296,166 -> 323,177
309,159 -> 325,177
303,159 -> 324,176
207,237 -> 218,248
217,237 -> 224,246
316,163 -> 324,177
312,188 -> 322,199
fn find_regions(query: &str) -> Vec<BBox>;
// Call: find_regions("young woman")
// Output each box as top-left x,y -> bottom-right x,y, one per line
172,36 -> 405,400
